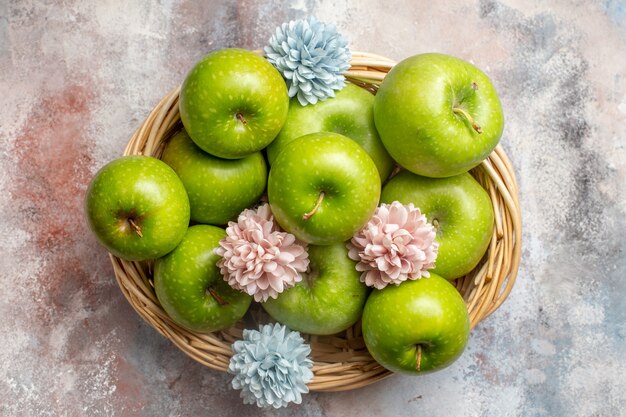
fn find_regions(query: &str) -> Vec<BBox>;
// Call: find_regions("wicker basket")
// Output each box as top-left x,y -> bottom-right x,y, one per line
111,51 -> 522,392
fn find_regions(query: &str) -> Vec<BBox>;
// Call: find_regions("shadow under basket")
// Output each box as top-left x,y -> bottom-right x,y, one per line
110,51 -> 522,392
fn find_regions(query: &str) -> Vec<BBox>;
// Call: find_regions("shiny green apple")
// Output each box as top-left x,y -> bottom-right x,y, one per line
267,83 -> 394,180
362,274 -> 470,374
84,156 -> 190,261
161,129 -> 267,225
179,48 -> 289,159
374,53 -> 504,178
154,225 -> 252,333
381,170 -> 493,279
262,243 -> 368,335
268,132 -> 381,245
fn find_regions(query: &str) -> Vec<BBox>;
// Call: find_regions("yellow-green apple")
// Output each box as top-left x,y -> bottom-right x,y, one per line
154,225 -> 252,332
374,53 -> 504,178
362,273 -> 470,374
268,132 -> 381,245
84,156 -> 190,261
262,243 -> 368,335
179,48 -> 289,159
161,129 -> 267,225
381,171 -> 493,279
267,83 -> 394,180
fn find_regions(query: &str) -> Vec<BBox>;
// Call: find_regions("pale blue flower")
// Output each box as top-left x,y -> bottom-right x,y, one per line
264,17 -> 351,105
228,323 -> 314,408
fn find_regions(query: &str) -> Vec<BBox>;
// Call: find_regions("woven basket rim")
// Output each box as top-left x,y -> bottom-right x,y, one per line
111,51 -> 522,392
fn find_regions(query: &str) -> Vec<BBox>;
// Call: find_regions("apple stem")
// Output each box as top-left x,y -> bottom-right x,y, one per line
128,218 -> 143,237
416,344 -> 422,372
303,191 -> 325,221
207,288 -> 228,306
452,106 -> 482,134
235,112 -> 247,125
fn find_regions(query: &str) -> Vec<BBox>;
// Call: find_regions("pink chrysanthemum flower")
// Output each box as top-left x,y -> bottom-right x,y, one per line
215,204 -> 309,302
347,201 -> 439,289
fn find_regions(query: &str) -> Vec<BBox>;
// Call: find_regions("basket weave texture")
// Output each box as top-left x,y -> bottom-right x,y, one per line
111,51 -> 522,392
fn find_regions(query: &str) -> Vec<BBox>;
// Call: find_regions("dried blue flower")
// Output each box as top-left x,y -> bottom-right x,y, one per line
264,17 -> 351,105
228,323 -> 314,408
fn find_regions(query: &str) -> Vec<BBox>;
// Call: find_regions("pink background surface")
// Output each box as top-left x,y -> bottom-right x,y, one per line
1,1 -> 625,415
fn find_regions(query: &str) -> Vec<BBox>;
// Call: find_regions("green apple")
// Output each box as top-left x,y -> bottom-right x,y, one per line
374,53 -> 504,178
85,156 -> 190,261
154,224 -> 252,333
161,129 -> 267,225
381,170 -> 493,279
267,83 -> 394,180
262,243 -> 368,335
268,132 -> 381,245
362,273 -> 470,374
179,48 -> 289,159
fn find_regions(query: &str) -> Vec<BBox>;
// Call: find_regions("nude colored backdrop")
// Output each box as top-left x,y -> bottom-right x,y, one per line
1,1 -> 624,415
